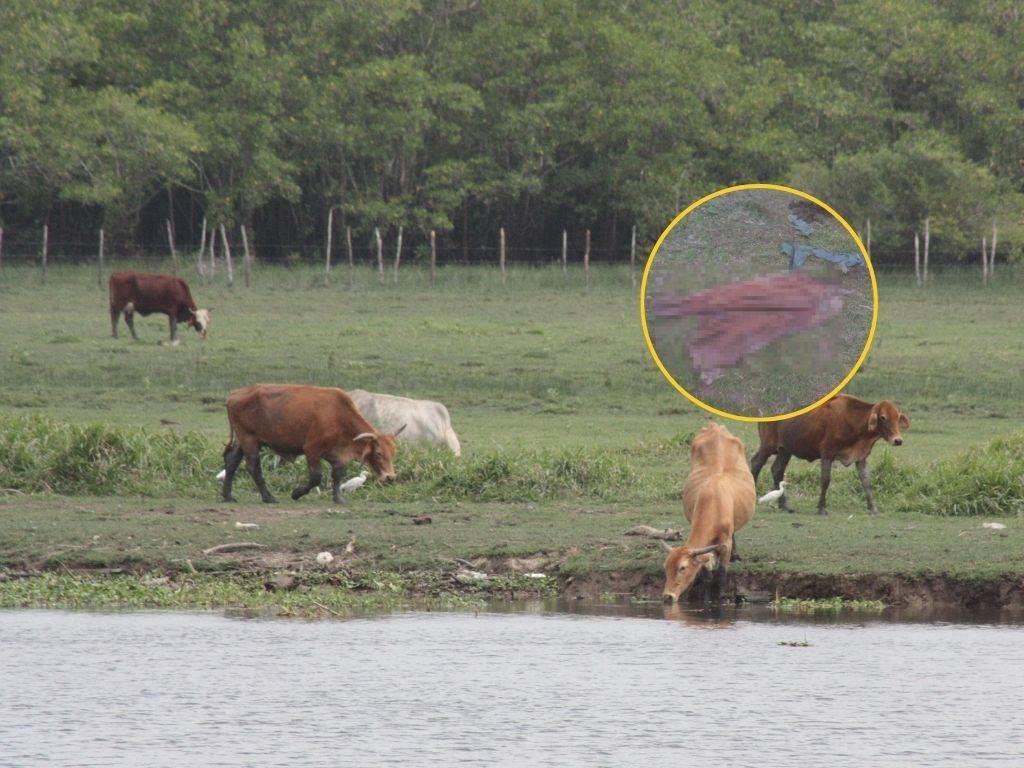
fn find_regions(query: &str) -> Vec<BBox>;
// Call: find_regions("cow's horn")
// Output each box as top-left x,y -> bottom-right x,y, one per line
660,540 -> 674,553
690,543 -> 723,556
394,423 -> 407,437
353,432 -> 376,442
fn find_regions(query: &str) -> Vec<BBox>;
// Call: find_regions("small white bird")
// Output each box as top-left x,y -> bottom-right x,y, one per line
758,482 -> 787,505
316,551 -> 334,565
338,470 -> 369,494
982,522 -> 1007,530
216,469 -> 226,481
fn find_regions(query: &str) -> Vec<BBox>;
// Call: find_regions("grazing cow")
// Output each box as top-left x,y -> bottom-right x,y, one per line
347,389 -> 461,456
109,271 -> 211,344
662,423 -> 757,603
749,394 -> 910,515
221,384 -> 405,504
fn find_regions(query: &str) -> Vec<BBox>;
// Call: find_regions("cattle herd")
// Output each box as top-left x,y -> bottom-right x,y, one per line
109,271 -> 910,604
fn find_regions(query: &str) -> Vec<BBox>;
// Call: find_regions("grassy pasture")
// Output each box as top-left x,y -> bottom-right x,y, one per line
1,262 -> 1024,592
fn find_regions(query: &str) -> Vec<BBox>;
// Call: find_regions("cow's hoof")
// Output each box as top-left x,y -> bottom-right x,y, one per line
818,508 -> 830,516
290,489 -> 303,501
263,496 -> 279,504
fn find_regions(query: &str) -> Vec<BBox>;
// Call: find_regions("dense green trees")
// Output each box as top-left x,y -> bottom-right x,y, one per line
1,0 -> 1022,262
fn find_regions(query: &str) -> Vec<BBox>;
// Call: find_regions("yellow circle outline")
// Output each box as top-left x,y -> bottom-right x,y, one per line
639,183 -> 879,423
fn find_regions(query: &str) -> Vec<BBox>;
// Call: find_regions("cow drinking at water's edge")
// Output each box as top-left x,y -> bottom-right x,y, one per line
662,422 -> 756,603
749,394 -> 909,515
221,384 -> 405,504
108,271 -> 211,344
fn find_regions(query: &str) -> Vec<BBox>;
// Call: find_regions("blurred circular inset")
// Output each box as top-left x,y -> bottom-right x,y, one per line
641,184 -> 877,421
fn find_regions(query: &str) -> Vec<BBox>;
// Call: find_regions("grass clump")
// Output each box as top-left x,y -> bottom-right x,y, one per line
771,596 -> 886,613
0,413 -> 215,496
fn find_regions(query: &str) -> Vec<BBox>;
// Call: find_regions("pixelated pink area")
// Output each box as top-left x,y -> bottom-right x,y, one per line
647,272 -> 845,385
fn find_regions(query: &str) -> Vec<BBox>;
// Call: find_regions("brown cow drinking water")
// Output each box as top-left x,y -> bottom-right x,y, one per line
662,423 -> 757,603
221,384 -> 405,504
109,271 -> 211,344
749,394 -> 910,515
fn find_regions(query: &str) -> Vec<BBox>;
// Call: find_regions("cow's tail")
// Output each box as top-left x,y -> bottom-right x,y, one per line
223,427 -> 239,459
444,426 -> 462,457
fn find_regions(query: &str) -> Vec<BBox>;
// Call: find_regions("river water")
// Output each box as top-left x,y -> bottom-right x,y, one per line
2,604 -> 1022,767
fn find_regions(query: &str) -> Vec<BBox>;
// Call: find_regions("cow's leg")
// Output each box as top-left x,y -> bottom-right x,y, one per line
221,444 -> 244,502
771,451 -> 794,511
856,458 -> 879,516
124,305 -> 138,340
817,458 -> 833,515
246,449 -> 278,504
731,536 -> 741,562
749,446 -> 772,485
168,316 -> 179,345
110,305 -> 120,338
329,461 -> 347,504
291,452 -> 323,501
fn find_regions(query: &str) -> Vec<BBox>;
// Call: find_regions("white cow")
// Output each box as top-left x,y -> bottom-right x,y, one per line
347,389 -> 461,456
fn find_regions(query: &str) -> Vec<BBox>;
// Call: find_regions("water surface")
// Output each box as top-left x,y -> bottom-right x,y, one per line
2,606 -> 1022,766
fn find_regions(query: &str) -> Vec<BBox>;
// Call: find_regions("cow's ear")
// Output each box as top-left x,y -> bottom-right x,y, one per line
898,413 -> 910,429
868,411 -> 878,431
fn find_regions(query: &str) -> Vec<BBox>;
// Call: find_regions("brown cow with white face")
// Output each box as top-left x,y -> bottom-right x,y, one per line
221,384 -> 404,504
662,422 -> 757,603
109,271 -> 211,344
749,394 -> 910,515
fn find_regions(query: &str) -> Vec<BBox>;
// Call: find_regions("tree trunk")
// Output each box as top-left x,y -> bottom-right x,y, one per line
923,217 -> 930,285
990,219 -> 998,278
198,216 -> 207,278
346,225 -> 354,286
630,225 -> 637,288
209,224 -> 216,278
561,229 -> 567,275
982,235 -> 988,284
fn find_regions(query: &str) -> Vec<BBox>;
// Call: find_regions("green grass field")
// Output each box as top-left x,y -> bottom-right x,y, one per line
1,261 -> 1023,601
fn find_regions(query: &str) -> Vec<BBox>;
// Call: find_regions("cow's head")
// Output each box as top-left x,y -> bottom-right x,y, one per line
661,541 -> 723,603
353,424 -> 406,481
188,308 -> 212,338
869,401 -> 909,446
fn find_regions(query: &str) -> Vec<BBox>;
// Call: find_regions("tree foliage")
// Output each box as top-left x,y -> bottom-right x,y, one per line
1,0 -> 1022,260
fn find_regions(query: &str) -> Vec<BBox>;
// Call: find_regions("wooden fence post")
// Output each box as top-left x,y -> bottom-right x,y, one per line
198,216 -> 207,278
345,225 -> 354,286
166,219 -> 179,275
584,228 -> 591,289
914,231 -> 921,287
990,219 -> 998,279
561,229 -> 567,275
41,224 -> 48,284
630,225 -> 637,287
375,227 -> 383,284
923,216 -> 930,285
499,227 -> 506,285
324,207 -> 334,286
393,225 -> 403,284
97,228 -> 105,287
219,223 -> 233,286
240,224 -> 252,288
982,236 -> 988,284
208,224 -> 216,278
430,229 -> 437,285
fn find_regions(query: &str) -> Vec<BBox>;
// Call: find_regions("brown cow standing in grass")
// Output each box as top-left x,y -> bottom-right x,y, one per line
662,422 -> 756,603
109,271 -> 211,344
222,384 -> 405,504
749,394 -> 910,515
